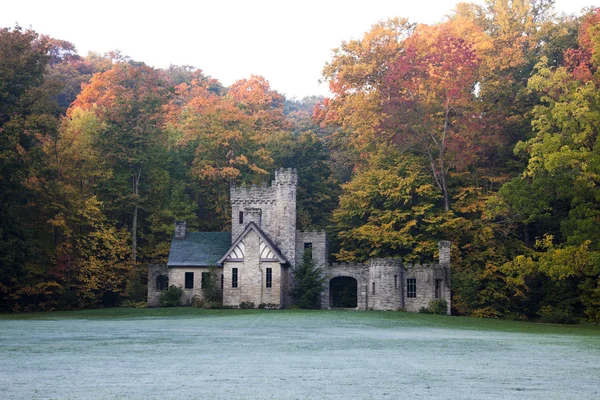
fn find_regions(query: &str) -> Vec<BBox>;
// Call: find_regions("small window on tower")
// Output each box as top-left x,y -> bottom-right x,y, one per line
304,242 -> 312,257
239,211 -> 244,224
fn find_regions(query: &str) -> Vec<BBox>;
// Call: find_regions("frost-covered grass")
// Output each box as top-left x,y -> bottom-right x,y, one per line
1,309 -> 599,399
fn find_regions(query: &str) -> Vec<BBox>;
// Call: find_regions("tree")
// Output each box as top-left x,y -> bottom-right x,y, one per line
292,250 -> 325,309
69,62 -> 168,263
494,8 -> 600,321
381,26 -> 481,212
332,149 -> 452,262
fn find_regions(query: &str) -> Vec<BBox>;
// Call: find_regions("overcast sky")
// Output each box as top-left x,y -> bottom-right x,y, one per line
2,0 -> 596,99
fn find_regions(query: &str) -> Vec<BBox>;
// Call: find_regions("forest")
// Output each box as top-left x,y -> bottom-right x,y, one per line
0,0 -> 599,323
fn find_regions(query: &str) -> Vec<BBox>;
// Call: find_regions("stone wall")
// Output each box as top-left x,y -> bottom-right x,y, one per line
366,259 -> 403,311
147,264 -> 169,307
222,230 -> 282,307
230,169 -> 298,265
295,230 -> 328,268
403,264 -> 450,314
230,183 -> 276,240
168,266 -> 214,305
321,262 -> 368,310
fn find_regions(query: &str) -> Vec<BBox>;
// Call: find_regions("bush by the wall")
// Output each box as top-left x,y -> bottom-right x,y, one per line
159,285 -> 183,307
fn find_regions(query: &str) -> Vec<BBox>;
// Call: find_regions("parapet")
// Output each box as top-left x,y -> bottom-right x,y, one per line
367,258 -> 403,267
274,167 -> 298,186
328,262 -> 365,269
230,182 -> 275,204
404,263 -> 442,269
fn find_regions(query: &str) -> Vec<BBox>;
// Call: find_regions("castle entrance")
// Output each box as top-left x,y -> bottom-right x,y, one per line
329,277 -> 358,308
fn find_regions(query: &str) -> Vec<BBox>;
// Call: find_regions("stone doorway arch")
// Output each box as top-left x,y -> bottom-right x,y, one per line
329,277 -> 358,308
321,264 -> 368,310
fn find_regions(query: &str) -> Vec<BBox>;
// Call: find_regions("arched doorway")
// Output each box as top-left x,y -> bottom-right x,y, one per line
330,277 -> 358,308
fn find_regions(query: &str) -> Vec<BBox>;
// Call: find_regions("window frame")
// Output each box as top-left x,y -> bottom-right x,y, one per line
435,279 -> 442,298
185,272 -> 194,289
266,267 -> 272,288
407,278 -> 416,298
232,267 -> 238,288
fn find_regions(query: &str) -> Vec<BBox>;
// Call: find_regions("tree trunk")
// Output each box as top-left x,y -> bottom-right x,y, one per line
132,167 -> 142,263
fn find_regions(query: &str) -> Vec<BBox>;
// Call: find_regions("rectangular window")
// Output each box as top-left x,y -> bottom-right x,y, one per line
394,275 -> 398,289
435,279 -> 442,299
185,272 -> 194,289
372,282 -> 376,295
266,268 -> 272,288
407,278 -> 416,298
201,272 -> 209,289
304,242 -> 312,257
239,211 -> 244,224
221,274 -> 224,289
232,268 -> 238,288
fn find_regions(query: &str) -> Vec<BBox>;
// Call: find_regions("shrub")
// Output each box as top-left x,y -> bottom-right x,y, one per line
201,267 -> 222,304
538,306 -> 579,324
258,303 -> 279,310
159,285 -> 183,307
428,299 -> 448,315
239,301 -> 255,309
120,300 -> 147,308
418,299 -> 448,315
191,296 -> 204,308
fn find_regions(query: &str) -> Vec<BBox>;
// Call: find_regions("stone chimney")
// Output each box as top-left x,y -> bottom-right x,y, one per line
438,241 -> 451,265
175,221 -> 188,240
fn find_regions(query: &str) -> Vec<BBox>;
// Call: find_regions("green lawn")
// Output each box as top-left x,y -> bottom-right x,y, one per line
1,308 -> 599,399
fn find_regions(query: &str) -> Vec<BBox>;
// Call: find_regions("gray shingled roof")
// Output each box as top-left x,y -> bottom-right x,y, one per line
167,232 -> 232,267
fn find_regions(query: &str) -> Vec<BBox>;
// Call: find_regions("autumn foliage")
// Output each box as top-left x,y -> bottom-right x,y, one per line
1,2 -> 600,322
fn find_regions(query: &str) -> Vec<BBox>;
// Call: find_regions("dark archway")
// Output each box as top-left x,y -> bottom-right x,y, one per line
330,277 -> 358,308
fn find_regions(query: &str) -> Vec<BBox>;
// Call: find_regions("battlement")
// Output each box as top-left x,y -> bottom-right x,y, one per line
404,263 -> 440,269
230,182 -> 274,203
329,262 -> 365,269
296,229 -> 327,236
367,258 -> 403,267
274,167 -> 298,186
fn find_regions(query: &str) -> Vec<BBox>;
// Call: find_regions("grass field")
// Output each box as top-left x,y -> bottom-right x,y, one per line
1,308 -> 599,399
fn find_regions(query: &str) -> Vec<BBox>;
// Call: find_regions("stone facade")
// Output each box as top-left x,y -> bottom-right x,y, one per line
148,168 -> 451,314
147,264 -> 169,307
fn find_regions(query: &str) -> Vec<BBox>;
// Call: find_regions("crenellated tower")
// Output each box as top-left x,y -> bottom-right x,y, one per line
230,168 -> 298,266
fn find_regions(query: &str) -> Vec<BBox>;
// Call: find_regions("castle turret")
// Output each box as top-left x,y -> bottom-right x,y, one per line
274,168 -> 297,267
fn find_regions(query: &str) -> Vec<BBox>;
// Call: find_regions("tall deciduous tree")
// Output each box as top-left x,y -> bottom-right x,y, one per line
381,26 -> 481,212
69,62 -> 168,263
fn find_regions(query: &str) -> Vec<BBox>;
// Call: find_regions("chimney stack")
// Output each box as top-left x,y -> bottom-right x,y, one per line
438,241 -> 451,265
175,221 -> 188,240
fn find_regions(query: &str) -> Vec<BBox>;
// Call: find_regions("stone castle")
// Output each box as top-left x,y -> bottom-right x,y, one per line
148,168 -> 451,314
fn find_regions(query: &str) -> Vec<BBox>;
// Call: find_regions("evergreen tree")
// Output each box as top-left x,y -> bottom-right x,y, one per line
292,250 -> 325,309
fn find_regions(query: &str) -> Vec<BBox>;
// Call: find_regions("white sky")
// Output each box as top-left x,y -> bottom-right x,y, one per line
1,0 -> 597,99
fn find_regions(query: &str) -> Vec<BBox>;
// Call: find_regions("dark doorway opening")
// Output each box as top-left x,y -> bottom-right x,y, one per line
330,277 -> 358,308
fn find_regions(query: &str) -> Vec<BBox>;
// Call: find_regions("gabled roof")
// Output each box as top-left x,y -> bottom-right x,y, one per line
217,222 -> 287,264
167,232 -> 232,267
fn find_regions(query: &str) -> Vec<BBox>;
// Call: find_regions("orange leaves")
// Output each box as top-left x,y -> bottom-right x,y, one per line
169,74 -> 284,185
